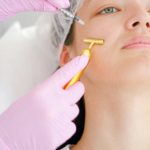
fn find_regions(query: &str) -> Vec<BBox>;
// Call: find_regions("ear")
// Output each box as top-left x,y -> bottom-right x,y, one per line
59,46 -> 72,67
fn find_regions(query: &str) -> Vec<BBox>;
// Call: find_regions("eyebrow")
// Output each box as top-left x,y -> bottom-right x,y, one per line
87,0 -> 95,5
84,0 -> 94,5
85,0 -> 105,7
87,0 -> 122,5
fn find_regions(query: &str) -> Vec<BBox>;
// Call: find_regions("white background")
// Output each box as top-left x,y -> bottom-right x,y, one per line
0,12 -> 58,114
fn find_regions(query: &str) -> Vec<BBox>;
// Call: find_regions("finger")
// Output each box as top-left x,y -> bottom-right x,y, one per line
60,105 -> 80,121
66,81 -> 85,105
56,121 -> 76,145
43,3 -> 57,11
51,55 -> 89,88
48,120 -> 76,149
21,1 -> 57,12
47,0 -> 70,9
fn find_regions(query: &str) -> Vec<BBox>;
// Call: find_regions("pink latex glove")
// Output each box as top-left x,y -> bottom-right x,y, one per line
0,55 -> 89,150
0,0 -> 70,21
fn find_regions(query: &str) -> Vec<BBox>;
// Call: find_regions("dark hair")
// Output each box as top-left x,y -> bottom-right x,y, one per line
64,23 -> 75,46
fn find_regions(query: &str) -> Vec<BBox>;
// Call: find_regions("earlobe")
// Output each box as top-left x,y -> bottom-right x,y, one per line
59,46 -> 72,67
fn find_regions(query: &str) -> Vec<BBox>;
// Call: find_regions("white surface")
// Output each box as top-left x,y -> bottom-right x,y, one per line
61,145 -> 71,150
0,13 -> 59,114
0,12 -> 41,37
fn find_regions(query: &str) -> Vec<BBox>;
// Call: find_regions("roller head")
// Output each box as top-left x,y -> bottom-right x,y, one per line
84,38 -> 104,46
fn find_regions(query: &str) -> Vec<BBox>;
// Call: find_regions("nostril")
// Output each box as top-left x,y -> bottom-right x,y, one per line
133,21 -> 140,27
146,22 -> 150,28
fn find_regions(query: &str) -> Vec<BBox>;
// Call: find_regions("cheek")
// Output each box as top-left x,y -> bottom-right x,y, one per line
73,18 -> 124,84
83,50 -> 117,85
73,17 -> 122,54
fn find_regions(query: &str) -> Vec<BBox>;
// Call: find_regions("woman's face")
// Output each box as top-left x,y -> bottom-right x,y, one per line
64,0 -> 150,89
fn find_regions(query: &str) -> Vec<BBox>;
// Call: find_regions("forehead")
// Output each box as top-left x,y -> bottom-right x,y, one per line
78,0 -> 150,10
81,0 -> 149,4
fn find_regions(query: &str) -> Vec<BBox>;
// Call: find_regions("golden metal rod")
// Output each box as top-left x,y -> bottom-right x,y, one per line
64,38 -> 104,90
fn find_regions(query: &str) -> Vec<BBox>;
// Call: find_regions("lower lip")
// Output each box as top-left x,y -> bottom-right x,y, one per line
123,43 -> 150,50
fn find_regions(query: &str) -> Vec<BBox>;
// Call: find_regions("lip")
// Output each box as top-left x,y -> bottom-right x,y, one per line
122,36 -> 150,50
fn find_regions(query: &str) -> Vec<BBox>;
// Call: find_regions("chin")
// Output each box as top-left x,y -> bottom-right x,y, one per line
118,63 -> 150,85
119,53 -> 150,78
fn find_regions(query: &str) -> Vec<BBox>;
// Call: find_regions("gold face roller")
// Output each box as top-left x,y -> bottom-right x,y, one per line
64,38 -> 104,90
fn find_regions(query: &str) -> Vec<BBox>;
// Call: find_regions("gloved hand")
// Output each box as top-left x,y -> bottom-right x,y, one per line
0,55 -> 89,150
0,0 -> 70,21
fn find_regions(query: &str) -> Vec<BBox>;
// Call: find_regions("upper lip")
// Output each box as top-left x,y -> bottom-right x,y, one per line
122,36 -> 150,49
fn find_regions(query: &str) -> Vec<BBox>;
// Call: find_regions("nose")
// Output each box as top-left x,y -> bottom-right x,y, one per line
126,13 -> 150,31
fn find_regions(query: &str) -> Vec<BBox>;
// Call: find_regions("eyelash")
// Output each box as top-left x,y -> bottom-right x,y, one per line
98,6 -> 120,15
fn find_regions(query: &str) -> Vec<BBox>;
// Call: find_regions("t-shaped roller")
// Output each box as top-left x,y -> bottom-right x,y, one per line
64,38 -> 104,90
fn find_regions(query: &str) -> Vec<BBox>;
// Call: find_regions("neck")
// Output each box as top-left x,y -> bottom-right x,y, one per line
72,83 -> 150,150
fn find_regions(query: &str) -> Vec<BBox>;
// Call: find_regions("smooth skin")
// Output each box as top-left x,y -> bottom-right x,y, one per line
0,1 -> 90,149
60,0 -> 150,149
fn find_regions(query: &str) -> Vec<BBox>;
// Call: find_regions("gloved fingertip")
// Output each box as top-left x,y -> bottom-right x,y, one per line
70,122 -> 76,135
44,4 -> 57,11
48,0 -> 70,9
79,55 -> 89,67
